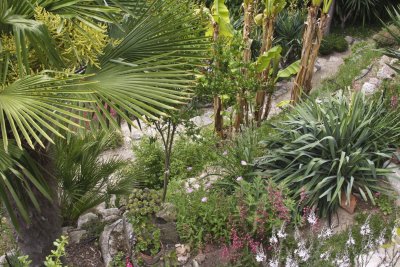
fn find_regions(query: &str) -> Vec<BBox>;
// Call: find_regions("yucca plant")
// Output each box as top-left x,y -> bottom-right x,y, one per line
53,131 -> 132,226
256,91 -> 400,219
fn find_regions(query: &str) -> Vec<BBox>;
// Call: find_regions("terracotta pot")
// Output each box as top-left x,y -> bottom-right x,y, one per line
340,192 -> 357,214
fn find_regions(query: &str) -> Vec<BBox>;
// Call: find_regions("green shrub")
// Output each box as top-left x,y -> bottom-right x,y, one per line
54,131 -> 132,225
130,138 -> 164,189
320,34 -> 349,56
170,132 -> 219,180
333,36 -> 349,52
168,180 -> 234,248
319,39 -> 336,56
256,92 -> 400,218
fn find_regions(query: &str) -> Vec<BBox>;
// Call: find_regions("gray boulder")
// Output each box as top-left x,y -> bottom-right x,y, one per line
156,203 -> 177,222
69,230 -> 87,244
77,212 -> 98,229
100,218 -> 134,266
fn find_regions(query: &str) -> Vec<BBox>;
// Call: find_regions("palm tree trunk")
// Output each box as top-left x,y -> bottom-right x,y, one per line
15,155 -> 61,266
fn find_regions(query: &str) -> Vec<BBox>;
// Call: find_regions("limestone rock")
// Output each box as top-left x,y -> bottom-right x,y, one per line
176,244 -> 191,265
99,208 -> 120,218
361,82 -> 377,95
379,55 -> 392,66
103,215 -> 120,223
100,218 -> 134,267
93,202 -> 106,214
156,203 -> 177,222
62,226 -> 74,235
377,65 -> 396,79
69,230 -> 87,244
77,212 -> 98,229
368,77 -> 381,86
190,115 -> 213,128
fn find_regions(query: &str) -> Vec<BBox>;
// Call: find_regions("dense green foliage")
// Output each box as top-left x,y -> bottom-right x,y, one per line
256,92 -> 400,217
54,131 -> 132,224
320,34 -> 349,56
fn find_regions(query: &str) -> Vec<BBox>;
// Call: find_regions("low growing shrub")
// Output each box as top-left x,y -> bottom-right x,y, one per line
167,180 -> 234,248
320,34 -> 349,56
256,91 -> 400,218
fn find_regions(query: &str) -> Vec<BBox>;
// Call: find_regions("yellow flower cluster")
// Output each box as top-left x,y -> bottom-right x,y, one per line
34,6 -> 109,68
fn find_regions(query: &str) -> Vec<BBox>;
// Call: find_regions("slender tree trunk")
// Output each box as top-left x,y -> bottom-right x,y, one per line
324,0 -> 335,35
255,17 -> 275,123
234,0 -> 255,132
214,95 -> 224,138
211,20 -> 225,137
15,154 -> 62,266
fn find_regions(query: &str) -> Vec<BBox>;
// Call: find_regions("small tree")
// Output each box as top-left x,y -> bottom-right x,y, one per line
152,106 -> 199,201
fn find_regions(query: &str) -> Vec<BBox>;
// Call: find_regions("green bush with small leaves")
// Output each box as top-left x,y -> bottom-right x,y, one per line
168,180 -> 234,248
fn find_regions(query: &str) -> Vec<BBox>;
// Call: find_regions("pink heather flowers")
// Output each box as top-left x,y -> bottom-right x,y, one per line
201,197 -> 208,202
223,150 -> 228,156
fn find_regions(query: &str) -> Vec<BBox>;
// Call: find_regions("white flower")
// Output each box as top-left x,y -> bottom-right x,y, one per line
320,251 -> 330,261
201,197 -> 208,203
285,256 -> 298,267
236,176 -> 243,181
222,150 -> 228,156
240,160 -> 247,166
334,255 -> 350,267
269,234 -> 278,245
307,211 -> 318,226
277,225 -> 287,239
376,230 -> 386,246
187,166 -> 193,171
346,236 -> 355,247
360,223 -> 371,236
255,245 -> 266,262
318,227 -> 333,240
269,259 -> 279,267
295,241 -> 310,262
295,248 -> 310,262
